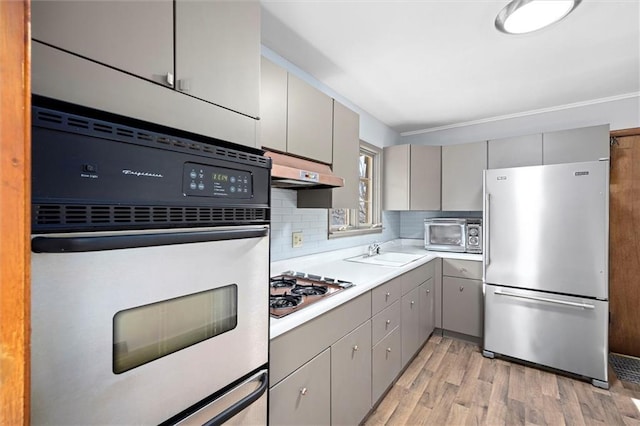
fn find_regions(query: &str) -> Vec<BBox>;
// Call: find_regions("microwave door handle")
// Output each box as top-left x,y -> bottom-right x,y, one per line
202,370 -> 268,426
31,227 -> 269,253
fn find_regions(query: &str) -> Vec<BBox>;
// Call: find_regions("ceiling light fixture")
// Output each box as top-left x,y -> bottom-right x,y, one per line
495,0 -> 582,34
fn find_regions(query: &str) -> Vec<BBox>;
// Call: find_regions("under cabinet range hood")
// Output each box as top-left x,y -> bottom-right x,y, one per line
265,150 -> 344,189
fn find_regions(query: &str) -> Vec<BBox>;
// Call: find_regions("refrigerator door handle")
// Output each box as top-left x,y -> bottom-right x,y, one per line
494,289 -> 595,309
484,193 -> 490,267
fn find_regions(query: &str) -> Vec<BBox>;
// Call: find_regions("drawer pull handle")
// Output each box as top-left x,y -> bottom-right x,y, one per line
426,289 -> 430,294
385,292 -> 391,298
460,267 -> 467,273
353,345 -> 359,351
300,387 -> 308,396
386,348 -> 392,353
386,319 -> 391,325
411,300 -> 415,306
459,286 -> 464,292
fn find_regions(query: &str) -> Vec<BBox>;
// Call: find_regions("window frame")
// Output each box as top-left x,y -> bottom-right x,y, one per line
328,141 -> 383,238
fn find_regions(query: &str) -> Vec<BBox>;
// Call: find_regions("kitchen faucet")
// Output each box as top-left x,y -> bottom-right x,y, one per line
367,242 -> 381,257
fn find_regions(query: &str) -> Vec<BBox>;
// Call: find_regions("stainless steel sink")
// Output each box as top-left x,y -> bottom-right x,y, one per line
344,252 -> 425,267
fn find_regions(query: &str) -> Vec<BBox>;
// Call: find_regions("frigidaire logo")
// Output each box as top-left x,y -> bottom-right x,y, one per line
122,169 -> 164,178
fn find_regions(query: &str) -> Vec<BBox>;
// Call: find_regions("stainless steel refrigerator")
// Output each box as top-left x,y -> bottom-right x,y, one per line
482,160 -> 609,389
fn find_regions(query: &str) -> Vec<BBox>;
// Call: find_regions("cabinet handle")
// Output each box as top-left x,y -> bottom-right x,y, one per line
177,78 -> 191,92
300,387 -> 308,396
386,319 -> 391,325
460,267 -> 467,273
426,289 -> 430,294
166,72 -> 174,87
411,300 -> 415,306
385,292 -> 390,298
386,348 -> 392,353
353,345 -> 359,351
459,286 -> 464,292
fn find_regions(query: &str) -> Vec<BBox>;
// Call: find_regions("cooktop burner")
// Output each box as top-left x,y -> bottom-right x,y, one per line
269,271 -> 354,318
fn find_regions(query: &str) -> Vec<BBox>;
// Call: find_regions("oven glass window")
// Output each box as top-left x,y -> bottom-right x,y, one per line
430,225 -> 463,245
113,285 -> 237,374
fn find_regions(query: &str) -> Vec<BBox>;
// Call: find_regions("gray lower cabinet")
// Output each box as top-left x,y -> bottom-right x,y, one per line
441,141 -> 488,211
441,259 -> 483,338
442,276 -> 483,338
542,124 -> 610,165
269,349 -> 331,426
372,326 -> 401,403
418,278 -> 435,342
331,321 -> 372,426
401,286 -> 421,366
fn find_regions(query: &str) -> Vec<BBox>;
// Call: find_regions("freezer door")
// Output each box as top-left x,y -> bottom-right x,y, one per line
484,161 -> 608,299
484,284 -> 608,383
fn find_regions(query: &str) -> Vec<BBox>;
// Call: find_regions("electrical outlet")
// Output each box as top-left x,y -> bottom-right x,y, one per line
292,231 -> 303,248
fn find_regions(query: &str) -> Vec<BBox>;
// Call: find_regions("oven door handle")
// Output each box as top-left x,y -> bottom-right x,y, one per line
32,227 -> 269,253
201,370 -> 268,426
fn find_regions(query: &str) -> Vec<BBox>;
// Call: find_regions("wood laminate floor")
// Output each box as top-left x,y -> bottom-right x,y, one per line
364,335 -> 640,425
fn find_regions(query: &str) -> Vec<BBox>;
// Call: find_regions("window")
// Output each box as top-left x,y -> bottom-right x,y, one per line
329,142 -> 382,237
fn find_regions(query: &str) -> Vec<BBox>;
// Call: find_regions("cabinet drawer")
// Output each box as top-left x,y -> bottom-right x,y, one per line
443,258 -> 482,280
442,277 -> 483,337
269,349 -> 330,426
270,292 -> 371,385
372,327 -> 401,403
401,260 -> 435,295
372,300 -> 400,346
372,277 -> 401,315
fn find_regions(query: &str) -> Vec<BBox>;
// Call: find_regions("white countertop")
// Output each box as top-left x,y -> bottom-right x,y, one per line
270,239 -> 482,339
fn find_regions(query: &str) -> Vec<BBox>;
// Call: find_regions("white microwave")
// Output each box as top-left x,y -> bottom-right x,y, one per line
424,218 -> 482,253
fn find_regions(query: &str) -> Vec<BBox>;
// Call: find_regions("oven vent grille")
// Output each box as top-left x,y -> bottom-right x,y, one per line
33,204 -> 269,232
33,107 -> 270,168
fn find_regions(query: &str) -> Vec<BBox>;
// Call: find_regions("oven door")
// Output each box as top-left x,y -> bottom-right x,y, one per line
424,219 -> 467,252
30,226 -> 269,425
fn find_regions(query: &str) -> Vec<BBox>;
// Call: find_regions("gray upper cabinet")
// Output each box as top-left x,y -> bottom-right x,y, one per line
297,100 -> 360,208
287,74 -> 333,164
175,0 -> 260,118
259,57 -> 287,152
542,124 -> 610,165
383,144 -> 441,211
488,134 -> 543,169
32,0 -> 174,87
441,141 -> 487,211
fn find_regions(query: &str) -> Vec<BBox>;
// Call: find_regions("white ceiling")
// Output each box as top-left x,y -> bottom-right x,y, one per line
260,0 -> 640,135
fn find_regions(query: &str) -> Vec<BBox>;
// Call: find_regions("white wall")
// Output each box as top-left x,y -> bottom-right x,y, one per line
401,93 -> 640,146
261,45 -> 399,148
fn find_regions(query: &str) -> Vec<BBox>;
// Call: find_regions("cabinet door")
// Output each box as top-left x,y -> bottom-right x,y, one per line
401,286 -> 421,366
442,277 -> 483,337
383,145 -> 410,210
488,134 -> 542,169
410,145 -> 441,210
259,57 -> 287,152
542,124 -> 610,165
442,141 -> 487,211
287,74 -> 333,164
175,0 -> 260,118
372,327 -> 401,403
331,321 -> 372,426
419,279 -> 435,342
329,101 -> 360,208
269,349 -> 330,426
32,0 -> 173,87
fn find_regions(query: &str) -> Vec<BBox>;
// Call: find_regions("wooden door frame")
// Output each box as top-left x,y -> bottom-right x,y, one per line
0,0 -> 31,425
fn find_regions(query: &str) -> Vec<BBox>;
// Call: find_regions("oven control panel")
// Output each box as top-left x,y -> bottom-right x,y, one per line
183,162 -> 252,198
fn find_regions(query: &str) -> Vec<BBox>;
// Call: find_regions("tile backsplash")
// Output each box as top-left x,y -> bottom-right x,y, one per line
270,188 -> 400,261
270,188 -> 482,261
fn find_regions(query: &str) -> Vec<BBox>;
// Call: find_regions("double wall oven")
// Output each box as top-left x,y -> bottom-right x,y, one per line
30,100 -> 271,425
